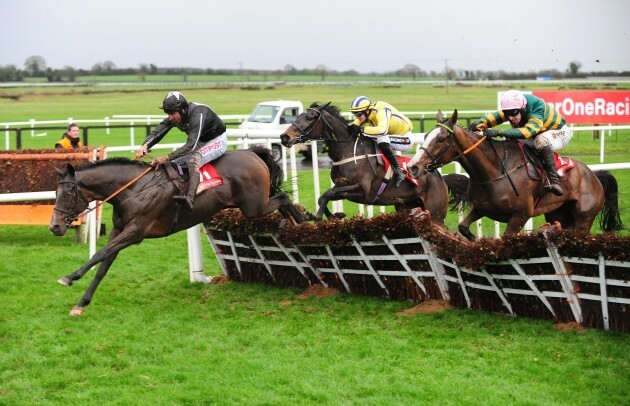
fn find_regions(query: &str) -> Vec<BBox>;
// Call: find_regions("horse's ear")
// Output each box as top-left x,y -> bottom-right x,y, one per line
450,109 -> 458,124
66,163 -> 75,177
54,166 -> 64,177
436,110 -> 443,121
320,101 -> 331,110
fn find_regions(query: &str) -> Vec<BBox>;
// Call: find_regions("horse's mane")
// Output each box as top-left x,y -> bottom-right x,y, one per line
309,101 -> 347,124
76,157 -> 149,171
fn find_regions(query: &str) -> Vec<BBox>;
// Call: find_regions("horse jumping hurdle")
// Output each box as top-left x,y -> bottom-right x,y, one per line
203,210 -> 630,333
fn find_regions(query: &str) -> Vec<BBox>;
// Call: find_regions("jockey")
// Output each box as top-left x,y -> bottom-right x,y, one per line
348,96 -> 413,188
135,91 -> 227,210
55,123 -> 83,149
468,89 -> 572,196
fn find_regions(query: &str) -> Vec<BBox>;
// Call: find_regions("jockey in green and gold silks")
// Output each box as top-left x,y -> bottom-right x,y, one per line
470,93 -> 566,139
468,90 -> 573,196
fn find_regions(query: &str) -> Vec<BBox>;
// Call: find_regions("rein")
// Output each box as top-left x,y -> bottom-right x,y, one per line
291,107 -> 353,144
422,123 -> 486,170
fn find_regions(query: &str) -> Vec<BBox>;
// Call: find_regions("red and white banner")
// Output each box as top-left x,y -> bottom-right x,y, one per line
533,91 -> 630,124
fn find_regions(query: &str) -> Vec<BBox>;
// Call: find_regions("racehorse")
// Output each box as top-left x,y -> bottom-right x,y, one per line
407,109 -> 623,240
279,102 -> 469,225
49,146 -> 304,316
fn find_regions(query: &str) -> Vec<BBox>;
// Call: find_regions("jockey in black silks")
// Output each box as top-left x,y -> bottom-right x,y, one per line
135,91 -> 227,210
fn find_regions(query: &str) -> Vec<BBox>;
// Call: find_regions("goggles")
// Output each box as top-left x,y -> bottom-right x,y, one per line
353,111 -> 366,118
502,109 -> 521,118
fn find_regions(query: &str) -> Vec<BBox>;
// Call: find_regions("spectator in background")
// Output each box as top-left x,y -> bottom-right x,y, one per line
55,123 -> 83,149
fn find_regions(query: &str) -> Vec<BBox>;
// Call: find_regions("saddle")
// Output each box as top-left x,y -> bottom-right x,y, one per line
517,140 -> 575,181
164,162 -> 223,196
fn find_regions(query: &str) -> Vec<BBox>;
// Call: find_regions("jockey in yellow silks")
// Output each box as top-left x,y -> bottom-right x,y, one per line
348,96 -> 413,188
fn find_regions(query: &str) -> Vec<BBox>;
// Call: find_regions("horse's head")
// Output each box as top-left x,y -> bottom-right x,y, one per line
280,102 -> 335,148
407,109 -> 459,179
49,163 -> 89,236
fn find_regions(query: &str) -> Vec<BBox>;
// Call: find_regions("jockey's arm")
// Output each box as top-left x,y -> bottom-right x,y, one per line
139,119 -> 173,150
362,108 -> 391,137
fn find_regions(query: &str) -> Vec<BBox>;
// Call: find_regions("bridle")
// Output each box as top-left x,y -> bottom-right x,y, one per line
54,179 -> 90,226
53,166 -> 153,226
418,122 -> 486,171
418,122 -> 456,171
290,106 -> 353,143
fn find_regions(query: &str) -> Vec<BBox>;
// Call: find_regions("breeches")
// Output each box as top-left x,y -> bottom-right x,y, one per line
534,127 -> 573,151
367,132 -> 414,152
172,133 -> 228,167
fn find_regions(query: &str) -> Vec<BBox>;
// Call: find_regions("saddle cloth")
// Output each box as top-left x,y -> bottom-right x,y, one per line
167,162 -> 223,195
378,151 -> 419,187
517,141 -> 575,181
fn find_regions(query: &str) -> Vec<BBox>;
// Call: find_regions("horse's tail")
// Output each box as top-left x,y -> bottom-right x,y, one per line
595,170 -> 624,232
443,173 -> 471,213
249,145 -> 283,196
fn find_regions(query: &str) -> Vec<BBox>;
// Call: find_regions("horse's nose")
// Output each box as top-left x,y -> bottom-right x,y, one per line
49,223 -> 60,234
280,134 -> 290,147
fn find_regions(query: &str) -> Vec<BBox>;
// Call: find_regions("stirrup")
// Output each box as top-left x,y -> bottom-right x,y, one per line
393,169 -> 405,188
544,183 -> 564,196
173,195 -> 195,210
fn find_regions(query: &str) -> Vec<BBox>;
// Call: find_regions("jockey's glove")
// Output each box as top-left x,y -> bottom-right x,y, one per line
483,129 -> 504,138
348,124 -> 362,136
150,155 -> 170,167
468,122 -> 485,132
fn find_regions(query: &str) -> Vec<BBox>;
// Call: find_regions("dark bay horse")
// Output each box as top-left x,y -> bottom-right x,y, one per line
407,110 -> 623,240
49,146 -> 304,315
279,102 -> 468,226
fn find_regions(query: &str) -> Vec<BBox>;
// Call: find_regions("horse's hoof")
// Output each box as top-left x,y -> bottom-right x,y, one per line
69,307 -> 84,316
57,277 -> 73,287
332,212 -> 346,219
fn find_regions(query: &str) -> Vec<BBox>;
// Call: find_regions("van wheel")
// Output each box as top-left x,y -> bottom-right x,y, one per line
271,144 -> 282,162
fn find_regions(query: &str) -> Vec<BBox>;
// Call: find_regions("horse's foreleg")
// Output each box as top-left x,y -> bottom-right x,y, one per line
59,223 -> 144,316
58,227 -> 122,286
242,192 -> 305,224
504,215 -> 531,236
458,207 -> 483,241
422,174 -> 450,226
69,250 -> 122,316
316,185 -> 365,221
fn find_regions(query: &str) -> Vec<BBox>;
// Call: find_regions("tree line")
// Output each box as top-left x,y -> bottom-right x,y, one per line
1,55 -> 628,82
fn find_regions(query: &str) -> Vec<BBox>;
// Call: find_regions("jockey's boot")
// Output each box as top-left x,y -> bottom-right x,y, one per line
540,146 -> 564,196
174,156 -> 201,210
379,142 -> 405,188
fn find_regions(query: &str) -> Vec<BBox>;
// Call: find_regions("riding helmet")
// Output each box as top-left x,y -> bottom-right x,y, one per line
349,96 -> 372,112
160,91 -> 189,111
500,90 -> 527,110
